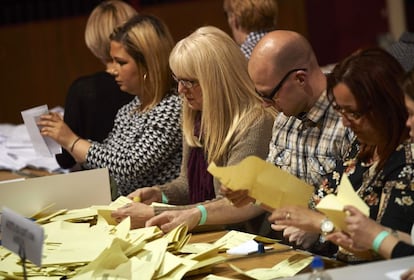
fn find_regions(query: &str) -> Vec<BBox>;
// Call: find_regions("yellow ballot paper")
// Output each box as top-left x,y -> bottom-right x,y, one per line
207,156 -> 314,210
316,174 -> 369,231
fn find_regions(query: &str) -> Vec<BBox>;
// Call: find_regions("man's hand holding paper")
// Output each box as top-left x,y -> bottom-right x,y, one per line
209,156 -> 314,211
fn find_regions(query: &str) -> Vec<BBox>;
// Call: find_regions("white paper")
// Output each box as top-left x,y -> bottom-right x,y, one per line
0,123 -> 63,171
21,105 -> 61,157
1,207 -> 44,266
385,268 -> 408,280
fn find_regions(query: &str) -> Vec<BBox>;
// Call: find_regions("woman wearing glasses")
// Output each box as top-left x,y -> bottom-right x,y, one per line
112,26 -> 275,231
267,48 -> 414,263
319,70 -> 414,270
39,15 -> 182,197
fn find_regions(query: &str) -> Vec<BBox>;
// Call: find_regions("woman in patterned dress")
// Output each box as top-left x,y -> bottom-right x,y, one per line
38,15 -> 182,197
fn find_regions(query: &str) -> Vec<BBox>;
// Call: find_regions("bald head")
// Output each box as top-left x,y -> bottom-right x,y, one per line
248,30 -> 326,115
250,30 -> 316,75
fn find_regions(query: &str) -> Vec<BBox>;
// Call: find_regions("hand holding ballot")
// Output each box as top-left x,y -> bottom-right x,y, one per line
315,174 -> 369,231
209,156 -> 314,210
210,155 -> 372,253
325,205 -> 377,252
37,111 -> 84,154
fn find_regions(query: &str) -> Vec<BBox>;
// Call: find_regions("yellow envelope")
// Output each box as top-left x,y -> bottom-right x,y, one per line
316,174 -> 369,231
208,156 -> 314,210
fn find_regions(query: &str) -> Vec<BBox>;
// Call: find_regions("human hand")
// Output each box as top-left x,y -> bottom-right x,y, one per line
38,112 -> 76,149
127,187 -> 162,205
268,206 -> 324,232
275,226 -> 319,249
325,230 -> 367,252
220,185 -> 254,207
145,208 -> 200,233
342,205 -> 383,250
111,202 -> 155,229
401,267 -> 414,280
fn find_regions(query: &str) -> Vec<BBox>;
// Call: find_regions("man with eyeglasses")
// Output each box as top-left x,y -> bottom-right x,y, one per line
237,30 -> 354,251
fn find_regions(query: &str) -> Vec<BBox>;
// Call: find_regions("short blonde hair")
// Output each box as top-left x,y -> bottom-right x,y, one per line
169,26 -> 266,163
110,14 -> 175,111
223,0 -> 278,32
85,0 -> 137,64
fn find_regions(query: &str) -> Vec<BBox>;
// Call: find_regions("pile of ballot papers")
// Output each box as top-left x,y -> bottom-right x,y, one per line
0,195 -> 227,279
0,194 -> 314,280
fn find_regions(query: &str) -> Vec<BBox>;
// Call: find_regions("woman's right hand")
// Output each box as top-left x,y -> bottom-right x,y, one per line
401,267 -> 414,280
127,186 -> 162,205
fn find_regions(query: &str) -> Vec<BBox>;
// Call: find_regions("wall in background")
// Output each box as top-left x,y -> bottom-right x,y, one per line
305,0 -> 389,65
0,0 -> 307,124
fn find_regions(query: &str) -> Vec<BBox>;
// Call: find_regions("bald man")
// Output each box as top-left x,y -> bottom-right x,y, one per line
250,30 -> 353,188
224,30 -> 354,252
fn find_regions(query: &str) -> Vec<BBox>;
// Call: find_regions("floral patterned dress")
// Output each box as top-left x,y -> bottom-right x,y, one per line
312,139 -> 414,234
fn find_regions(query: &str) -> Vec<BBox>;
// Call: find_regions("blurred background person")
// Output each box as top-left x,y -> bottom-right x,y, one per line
223,0 -> 278,59
387,30 -> 414,72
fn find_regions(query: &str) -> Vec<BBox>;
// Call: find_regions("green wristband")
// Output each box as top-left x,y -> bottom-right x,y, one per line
161,192 -> 169,204
372,230 -> 390,253
196,204 -> 207,225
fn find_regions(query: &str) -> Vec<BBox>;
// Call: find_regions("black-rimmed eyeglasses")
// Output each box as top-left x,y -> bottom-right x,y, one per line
172,74 -> 198,89
256,68 -> 307,102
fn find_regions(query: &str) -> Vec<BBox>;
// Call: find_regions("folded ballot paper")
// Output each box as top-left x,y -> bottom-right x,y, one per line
315,174 -> 369,231
207,156 -> 314,210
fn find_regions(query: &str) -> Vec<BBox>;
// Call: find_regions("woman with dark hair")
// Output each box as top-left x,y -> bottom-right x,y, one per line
322,70 -> 414,266
266,48 -> 414,263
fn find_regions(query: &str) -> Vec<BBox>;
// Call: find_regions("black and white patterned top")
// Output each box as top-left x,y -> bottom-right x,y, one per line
241,30 -> 267,59
84,93 -> 182,196
388,32 -> 414,72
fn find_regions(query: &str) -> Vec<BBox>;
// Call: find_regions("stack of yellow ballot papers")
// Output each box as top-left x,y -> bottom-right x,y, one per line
0,193 -> 312,280
0,196 -> 228,280
208,156 -> 314,209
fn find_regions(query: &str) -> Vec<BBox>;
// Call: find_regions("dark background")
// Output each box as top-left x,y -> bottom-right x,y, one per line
0,0 -> 412,124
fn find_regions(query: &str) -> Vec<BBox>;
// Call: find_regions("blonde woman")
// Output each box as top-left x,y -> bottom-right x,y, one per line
113,26 -> 275,232
57,0 -> 136,170
39,15 -> 182,197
